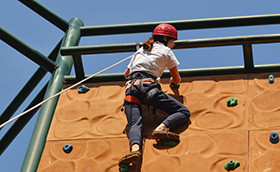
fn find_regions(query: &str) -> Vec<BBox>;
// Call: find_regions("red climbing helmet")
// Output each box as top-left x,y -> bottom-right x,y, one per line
153,24 -> 178,40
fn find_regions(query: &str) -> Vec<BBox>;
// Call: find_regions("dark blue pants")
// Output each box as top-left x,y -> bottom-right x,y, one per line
124,82 -> 191,147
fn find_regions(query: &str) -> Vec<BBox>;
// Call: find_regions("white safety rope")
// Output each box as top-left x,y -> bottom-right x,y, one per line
0,54 -> 134,129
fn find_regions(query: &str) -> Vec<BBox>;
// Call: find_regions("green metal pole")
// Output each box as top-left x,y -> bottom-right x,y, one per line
243,44 -> 254,72
20,17 -> 84,172
72,54 -> 85,81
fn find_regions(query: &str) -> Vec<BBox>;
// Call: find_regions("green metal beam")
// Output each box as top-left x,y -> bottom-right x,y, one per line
19,0 -> 69,32
80,14 -> 280,36
243,44 -> 254,72
177,64 -> 280,77
21,17 -> 84,172
0,27 -> 57,73
64,72 -> 125,83
174,34 -> 280,49
73,54 -> 85,81
61,42 -> 140,55
0,40 -> 61,129
64,64 -> 280,84
0,83 -> 48,156
0,68 -> 46,126
61,33 -> 280,55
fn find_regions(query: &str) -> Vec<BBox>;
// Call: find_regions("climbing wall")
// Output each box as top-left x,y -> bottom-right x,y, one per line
37,72 -> 280,172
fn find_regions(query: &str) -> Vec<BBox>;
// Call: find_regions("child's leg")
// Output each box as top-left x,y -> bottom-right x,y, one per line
150,91 -> 190,130
119,102 -> 142,165
124,102 -> 143,149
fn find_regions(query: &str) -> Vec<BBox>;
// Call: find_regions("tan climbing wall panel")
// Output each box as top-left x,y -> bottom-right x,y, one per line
38,138 -> 130,171
249,130 -> 280,171
173,74 -> 249,131
142,131 -> 248,171
47,82 -> 127,140
37,72 -> 280,171
248,73 -> 280,129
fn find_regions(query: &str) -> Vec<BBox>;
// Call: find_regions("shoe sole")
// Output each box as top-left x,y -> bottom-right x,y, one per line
118,152 -> 141,165
152,131 -> 179,140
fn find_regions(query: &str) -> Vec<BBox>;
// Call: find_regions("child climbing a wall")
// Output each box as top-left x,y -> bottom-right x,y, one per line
119,24 -> 191,167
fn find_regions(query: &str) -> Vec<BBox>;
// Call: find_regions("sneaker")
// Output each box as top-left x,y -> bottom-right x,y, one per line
152,128 -> 179,140
118,150 -> 141,166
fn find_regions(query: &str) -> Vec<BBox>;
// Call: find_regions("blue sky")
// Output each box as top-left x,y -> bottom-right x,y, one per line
1,0 -> 280,171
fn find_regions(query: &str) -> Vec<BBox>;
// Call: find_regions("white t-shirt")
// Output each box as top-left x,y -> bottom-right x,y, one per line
127,42 -> 180,78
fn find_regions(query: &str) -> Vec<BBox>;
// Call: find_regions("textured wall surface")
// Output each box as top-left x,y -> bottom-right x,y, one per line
38,72 -> 280,172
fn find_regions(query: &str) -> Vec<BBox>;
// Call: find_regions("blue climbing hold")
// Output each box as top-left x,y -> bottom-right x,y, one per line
270,132 -> 279,144
78,85 -> 90,93
63,144 -> 73,153
268,75 -> 275,84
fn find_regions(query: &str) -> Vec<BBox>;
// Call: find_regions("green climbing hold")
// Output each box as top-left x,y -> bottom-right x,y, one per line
227,97 -> 238,107
119,163 -> 129,172
162,139 -> 178,147
224,160 -> 240,171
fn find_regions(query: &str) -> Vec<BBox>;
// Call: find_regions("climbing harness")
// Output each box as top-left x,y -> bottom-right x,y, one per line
124,95 -> 142,105
125,72 -> 160,105
124,71 -> 161,119
0,53 -> 135,129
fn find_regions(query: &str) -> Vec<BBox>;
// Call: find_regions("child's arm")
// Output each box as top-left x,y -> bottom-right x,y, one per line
169,66 -> 181,84
124,68 -> 130,78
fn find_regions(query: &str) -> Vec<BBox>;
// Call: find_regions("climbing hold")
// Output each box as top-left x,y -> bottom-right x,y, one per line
63,144 -> 73,154
162,139 -> 178,147
268,74 -> 275,84
119,163 -> 129,172
270,132 -> 279,144
78,85 -> 90,93
227,97 -> 238,107
170,82 -> 180,88
224,160 -> 240,171
154,138 -> 179,147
